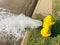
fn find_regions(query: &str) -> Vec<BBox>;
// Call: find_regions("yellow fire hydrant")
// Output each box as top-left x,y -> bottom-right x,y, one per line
40,15 -> 55,37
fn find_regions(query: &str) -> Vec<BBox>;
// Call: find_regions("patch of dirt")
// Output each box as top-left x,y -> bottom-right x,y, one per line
32,0 -> 52,18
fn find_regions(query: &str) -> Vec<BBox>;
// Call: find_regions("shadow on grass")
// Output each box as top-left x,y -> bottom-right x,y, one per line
51,19 -> 60,37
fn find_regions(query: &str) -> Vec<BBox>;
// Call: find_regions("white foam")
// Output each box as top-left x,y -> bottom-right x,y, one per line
0,8 -> 42,43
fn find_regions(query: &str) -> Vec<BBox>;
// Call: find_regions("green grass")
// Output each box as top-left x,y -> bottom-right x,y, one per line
53,0 -> 60,17
25,0 -> 60,45
25,19 -> 60,45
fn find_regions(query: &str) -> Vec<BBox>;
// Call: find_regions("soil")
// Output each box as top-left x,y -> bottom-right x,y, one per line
32,0 -> 52,18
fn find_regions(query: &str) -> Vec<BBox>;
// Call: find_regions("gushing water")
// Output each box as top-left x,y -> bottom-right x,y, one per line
0,8 -> 42,45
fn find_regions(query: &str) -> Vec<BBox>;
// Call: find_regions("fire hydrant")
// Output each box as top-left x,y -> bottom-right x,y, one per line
40,15 -> 55,37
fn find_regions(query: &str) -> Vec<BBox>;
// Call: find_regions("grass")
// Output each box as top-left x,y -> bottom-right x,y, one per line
25,0 -> 60,45
53,0 -> 60,17
25,19 -> 60,45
